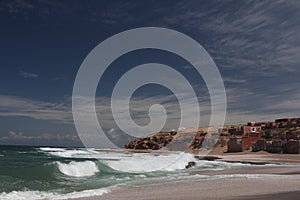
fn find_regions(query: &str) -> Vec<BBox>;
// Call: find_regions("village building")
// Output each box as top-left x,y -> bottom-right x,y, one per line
284,140 -> 299,154
243,123 -> 262,135
266,139 -> 283,153
227,136 -> 243,152
227,122 -> 264,152
225,118 -> 300,154
252,139 -> 267,152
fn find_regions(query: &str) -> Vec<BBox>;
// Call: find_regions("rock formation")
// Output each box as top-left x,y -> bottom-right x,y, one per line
185,161 -> 196,169
124,131 -> 177,150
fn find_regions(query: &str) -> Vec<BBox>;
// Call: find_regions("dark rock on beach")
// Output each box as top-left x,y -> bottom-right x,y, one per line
185,161 -> 196,169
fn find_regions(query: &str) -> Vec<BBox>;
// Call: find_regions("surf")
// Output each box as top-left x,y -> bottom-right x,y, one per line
56,161 -> 100,177
1,146 -> 278,200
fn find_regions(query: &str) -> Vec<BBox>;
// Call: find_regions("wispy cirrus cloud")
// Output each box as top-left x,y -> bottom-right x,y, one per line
155,0 -> 300,79
223,77 -> 247,84
1,88 -> 299,141
19,70 -> 39,78
0,95 -> 72,123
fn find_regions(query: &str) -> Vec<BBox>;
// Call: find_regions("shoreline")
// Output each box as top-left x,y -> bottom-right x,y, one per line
71,153 -> 300,200
72,171 -> 300,200
213,151 -> 300,164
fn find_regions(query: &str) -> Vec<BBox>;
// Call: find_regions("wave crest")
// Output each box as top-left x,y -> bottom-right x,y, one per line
57,161 -> 99,177
104,152 -> 196,172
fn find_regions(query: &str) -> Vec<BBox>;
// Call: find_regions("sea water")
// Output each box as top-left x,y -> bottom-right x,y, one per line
0,145 -> 278,199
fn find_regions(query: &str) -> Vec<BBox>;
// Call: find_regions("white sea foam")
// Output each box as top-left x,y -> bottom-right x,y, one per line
41,147 -> 268,173
57,161 -> 99,177
50,149 -> 91,158
41,147 -> 134,160
40,147 -> 194,172
0,187 -> 111,200
104,152 -> 196,172
39,147 -> 67,152
40,147 -> 93,158
40,147 -> 117,159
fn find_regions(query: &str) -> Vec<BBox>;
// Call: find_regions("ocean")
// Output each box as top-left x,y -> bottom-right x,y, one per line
0,146 -> 279,199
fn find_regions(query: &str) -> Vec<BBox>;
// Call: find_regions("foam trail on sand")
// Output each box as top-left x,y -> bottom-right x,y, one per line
0,188 -> 111,200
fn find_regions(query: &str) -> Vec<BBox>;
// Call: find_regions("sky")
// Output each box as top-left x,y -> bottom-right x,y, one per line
0,0 -> 300,147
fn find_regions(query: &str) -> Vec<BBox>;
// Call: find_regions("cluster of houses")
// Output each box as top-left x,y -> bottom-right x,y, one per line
226,118 -> 300,154
189,118 -> 300,154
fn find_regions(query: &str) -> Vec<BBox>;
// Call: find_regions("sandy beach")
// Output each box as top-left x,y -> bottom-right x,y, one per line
71,153 -> 300,200
74,171 -> 300,200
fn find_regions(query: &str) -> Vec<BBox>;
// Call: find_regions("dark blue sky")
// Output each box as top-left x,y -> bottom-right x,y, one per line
0,0 -> 300,146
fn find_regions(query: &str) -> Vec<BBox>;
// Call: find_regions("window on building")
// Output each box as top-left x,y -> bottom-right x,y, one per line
237,139 -> 242,144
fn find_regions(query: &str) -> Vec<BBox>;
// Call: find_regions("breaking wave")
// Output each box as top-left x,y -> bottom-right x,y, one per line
40,147 -> 197,173
104,152 -> 196,172
40,147 -> 92,158
57,161 -> 100,177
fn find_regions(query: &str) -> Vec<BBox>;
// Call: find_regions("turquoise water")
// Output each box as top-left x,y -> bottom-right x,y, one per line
0,146 -> 155,194
0,145 -> 276,199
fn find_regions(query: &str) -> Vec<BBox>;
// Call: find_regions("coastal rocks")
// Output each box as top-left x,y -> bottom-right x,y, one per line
185,161 -> 196,169
190,135 -> 205,150
124,131 -> 177,150
167,131 -> 195,151
195,155 -> 221,161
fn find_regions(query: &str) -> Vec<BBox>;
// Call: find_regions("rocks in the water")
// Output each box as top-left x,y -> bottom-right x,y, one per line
124,131 -> 177,150
185,161 -> 196,169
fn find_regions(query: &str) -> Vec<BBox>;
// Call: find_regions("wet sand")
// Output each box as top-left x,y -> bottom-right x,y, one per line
73,172 -> 300,200
232,191 -> 300,200
215,152 -> 300,164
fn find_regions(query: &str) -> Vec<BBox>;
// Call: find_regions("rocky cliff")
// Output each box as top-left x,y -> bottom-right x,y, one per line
124,131 -> 177,150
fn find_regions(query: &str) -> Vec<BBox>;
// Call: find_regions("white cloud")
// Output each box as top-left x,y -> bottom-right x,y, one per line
19,70 -> 39,78
1,87 -> 299,137
8,131 -> 32,139
223,77 -> 247,84
0,95 -> 72,123
156,0 -> 300,79
1,130 -> 79,141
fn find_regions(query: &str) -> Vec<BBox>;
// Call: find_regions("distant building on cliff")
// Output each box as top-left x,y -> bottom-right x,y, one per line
227,118 -> 300,154
227,122 -> 264,152
243,122 -> 263,135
